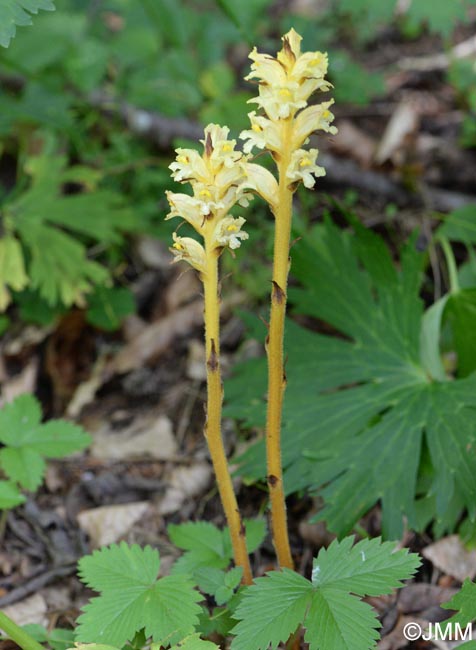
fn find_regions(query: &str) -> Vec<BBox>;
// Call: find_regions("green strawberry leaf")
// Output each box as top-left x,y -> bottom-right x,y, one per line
0,394 -> 90,491
231,537 -> 420,650
169,519 -> 266,575
76,543 -> 202,647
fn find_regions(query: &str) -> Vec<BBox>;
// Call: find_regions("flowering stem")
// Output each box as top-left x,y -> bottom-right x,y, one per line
202,242 -> 253,585
265,119 -> 294,571
0,611 -> 45,650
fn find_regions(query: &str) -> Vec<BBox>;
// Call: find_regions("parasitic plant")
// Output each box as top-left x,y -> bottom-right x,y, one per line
166,29 -> 336,576
239,29 -> 337,569
166,124 -> 254,584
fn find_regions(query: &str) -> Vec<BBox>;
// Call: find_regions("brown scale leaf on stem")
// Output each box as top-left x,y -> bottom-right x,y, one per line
272,280 -> 286,304
207,339 -> 219,372
268,474 -> 279,487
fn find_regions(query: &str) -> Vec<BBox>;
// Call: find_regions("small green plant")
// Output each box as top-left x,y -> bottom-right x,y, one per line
0,393 -> 90,511
0,133 -> 135,314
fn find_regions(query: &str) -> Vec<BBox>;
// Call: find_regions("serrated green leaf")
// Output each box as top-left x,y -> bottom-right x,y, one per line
226,217 -> 476,537
231,569 -> 312,650
169,519 -> 265,575
305,589 -> 380,650
0,394 -> 90,493
0,394 -> 41,444
76,543 -> 202,647
0,0 -> 55,48
195,567 -> 242,605
311,537 -> 420,595
442,579 -> 476,625
30,421 -> 91,457
232,537 -> 419,650
0,446 -> 45,491
2,138 -> 134,310
0,481 -> 25,509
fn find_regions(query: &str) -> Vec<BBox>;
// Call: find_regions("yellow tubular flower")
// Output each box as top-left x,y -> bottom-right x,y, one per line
212,216 -> 249,250
286,148 -> 325,188
169,148 -> 210,184
170,233 -> 206,274
165,191 -> 207,232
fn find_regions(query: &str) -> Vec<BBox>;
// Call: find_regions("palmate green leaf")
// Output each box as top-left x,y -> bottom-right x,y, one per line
231,537 -> 419,650
0,394 -> 90,491
1,136 -> 134,310
0,0 -> 55,48
76,543 -> 202,647
226,217 -> 476,537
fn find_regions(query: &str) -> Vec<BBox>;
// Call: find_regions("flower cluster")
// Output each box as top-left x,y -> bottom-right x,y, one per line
240,28 -> 337,191
166,124 -> 251,273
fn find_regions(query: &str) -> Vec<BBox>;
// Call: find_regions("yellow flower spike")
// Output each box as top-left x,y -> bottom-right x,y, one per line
166,125 -> 253,586
240,29 -> 337,575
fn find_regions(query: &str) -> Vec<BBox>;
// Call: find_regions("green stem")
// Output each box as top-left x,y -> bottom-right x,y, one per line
440,237 -> 460,294
0,611 -> 45,650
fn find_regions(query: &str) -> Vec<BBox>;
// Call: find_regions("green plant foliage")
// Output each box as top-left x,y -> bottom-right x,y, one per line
195,567 -> 243,606
0,480 -> 25,509
0,393 -> 90,495
22,624 -> 75,650
442,578 -> 476,625
86,286 -> 135,331
169,520 -> 266,575
330,51 -> 385,105
406,0 -> 476,37
76,543 -> 203,647
0,135 -> 135,310
231,537 -> 420,650
166,633 -> 220,649
226,216 -> 476,538
0,0 -> 55,48
438,205 -> 476,244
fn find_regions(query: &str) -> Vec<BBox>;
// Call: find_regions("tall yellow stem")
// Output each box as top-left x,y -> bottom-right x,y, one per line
266,119 -> 294,570
202,243 -> 253,585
